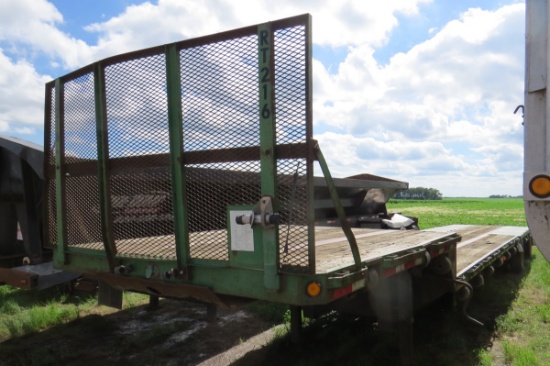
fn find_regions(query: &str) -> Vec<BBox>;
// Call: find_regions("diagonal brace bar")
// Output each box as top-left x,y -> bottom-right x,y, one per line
314,143 -> 362,270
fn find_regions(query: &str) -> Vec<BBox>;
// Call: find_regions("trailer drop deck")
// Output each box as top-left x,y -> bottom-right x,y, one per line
427,225 -> 531,279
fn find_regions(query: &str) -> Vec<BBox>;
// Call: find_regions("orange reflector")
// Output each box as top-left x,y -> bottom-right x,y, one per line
529,175 -> 550,198
306,281 -> 322,297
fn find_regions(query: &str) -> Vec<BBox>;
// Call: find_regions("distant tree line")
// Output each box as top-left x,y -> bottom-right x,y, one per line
489,194 -> 523,198
394,187 -> 443,200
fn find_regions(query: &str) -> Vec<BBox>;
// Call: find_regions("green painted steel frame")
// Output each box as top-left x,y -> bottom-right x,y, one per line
53,79 -> 67,266
314,143 -> 362,270
258,22 -> 280,290
166,44 -> 190,273
304,16 -> 316,275
94,63 -> 118,271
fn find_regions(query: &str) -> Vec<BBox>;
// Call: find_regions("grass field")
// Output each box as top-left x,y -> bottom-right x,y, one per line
0,197 -> 548,365
387,197 -> 527,229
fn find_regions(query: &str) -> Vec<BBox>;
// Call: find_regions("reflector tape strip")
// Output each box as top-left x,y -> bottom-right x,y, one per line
428,244 -> 452,258
332,285 -> 352,299
331,278 -> 367,300
382,256 -> 424,278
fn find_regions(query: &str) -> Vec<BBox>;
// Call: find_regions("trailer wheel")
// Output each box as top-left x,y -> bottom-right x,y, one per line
510,250 -> 525,273
523,237 -> 533,259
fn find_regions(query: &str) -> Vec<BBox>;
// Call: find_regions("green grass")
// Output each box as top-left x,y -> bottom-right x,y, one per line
0,287 -> 95,340
489,248 -> 550,365
388,197 -> 527,228
0,285 -> 148,342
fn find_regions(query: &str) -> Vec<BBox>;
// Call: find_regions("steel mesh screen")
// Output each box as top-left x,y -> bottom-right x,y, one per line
45,85 -> 57,248
278,159 -> 309,271
64,73 -> 98,162
105,54 -> 176,258
178,23 -> 311,268
109,171 -> 174,258
47,16 -> 312,269
181,35 -> 259,151
180,36 -> 260,260
275,26 -> 308,145
186,163 -> 261,260
62,73 -> 103,246
275,25 -> 310,272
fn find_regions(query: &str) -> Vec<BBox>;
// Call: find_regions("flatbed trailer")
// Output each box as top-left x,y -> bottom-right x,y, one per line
43,14 -> 531,365
0,135 -> 79,290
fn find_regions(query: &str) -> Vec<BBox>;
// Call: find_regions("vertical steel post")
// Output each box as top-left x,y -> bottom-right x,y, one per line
290,305 -> 303,343
304,15 -> 316,274
258,22 -> 280,290
166,44 -> 190,272
94,63 -> 118,271
53,79 -> 67,266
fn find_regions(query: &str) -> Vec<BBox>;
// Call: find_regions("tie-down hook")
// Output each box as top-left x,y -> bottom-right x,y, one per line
514,105 -> 524,125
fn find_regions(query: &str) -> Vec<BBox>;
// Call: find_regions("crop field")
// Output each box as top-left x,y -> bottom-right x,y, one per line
387,197 -> 527,229
0,197 -> 548,365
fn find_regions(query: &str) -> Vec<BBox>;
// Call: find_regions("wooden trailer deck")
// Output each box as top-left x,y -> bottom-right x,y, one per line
313,227 -> 457,273
69,226 -> 461,274
69,225 -> 528,277
425,225 -> 530,276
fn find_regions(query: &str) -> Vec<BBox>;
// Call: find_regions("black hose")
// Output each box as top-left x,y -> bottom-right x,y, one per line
454,279 -> 484,327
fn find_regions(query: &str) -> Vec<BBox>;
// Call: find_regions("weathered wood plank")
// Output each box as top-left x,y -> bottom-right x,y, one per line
69,226 -> 459,273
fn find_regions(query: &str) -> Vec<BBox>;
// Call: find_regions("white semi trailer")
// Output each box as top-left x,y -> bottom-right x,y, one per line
524,0 -> 550,262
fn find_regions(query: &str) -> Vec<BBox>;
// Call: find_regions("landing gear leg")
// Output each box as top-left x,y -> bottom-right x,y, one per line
290,305 -> 302,343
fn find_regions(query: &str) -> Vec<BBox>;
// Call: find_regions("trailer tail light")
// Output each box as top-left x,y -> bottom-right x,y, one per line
529,175 -> 550,198
306,281 -> 322,297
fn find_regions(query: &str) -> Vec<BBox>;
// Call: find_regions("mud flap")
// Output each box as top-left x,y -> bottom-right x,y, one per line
369,271 -> 413,366
98,280 -> 123,309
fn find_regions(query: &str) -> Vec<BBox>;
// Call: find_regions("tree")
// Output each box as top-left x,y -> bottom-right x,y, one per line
393,187 -> 443,200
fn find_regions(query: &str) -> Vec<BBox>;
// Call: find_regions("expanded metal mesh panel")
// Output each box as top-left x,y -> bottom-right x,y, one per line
104,54 -> 176,258
180,35 -> 259,151
186,163 -> 261,261
64,73 -> 98,162
62,74 -> 103,246
46,180 -> 57,248
105,54 -> 169,157
109,170 -> 175,258
274,25 -> 308,145
47,86 -> 57,166
180,36 -> 260,260
278,159 -> 309,271
275,25 -> 311,272
45,85 -> 57,248
178,21 -> 312,269
46,15 -> 313,272
65,176 -> 102,245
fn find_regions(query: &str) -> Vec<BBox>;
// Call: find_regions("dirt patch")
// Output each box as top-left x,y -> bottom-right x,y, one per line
0,299 -> 277,366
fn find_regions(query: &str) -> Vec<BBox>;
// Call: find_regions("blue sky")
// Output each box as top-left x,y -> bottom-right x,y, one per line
0,0 -> 526,196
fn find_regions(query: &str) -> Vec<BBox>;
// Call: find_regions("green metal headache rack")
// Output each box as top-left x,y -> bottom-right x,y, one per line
46,14 -> 524,320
